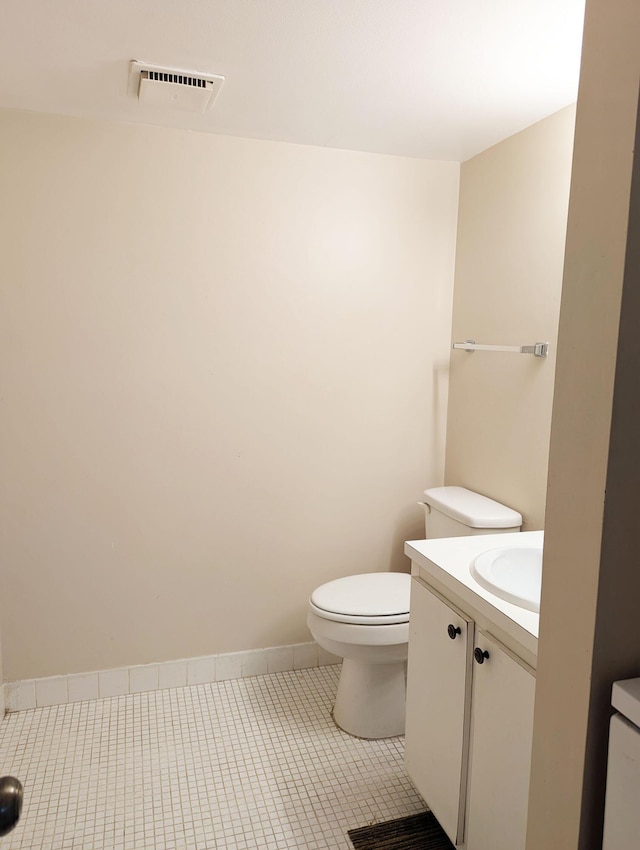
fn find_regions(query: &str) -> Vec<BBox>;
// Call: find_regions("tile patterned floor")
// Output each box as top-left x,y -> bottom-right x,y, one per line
0,666 -> 424,849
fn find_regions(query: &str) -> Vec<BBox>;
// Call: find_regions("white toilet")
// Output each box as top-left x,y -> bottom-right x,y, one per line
307,486 -> 522,739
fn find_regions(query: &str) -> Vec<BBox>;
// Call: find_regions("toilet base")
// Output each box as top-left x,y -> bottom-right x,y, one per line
333,657 -> 407,739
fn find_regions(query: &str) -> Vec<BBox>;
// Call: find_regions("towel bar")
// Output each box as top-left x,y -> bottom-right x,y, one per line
452,340 -> 548,357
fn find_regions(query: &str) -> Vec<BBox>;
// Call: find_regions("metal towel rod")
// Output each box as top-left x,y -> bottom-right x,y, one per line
452,340 -> 549,358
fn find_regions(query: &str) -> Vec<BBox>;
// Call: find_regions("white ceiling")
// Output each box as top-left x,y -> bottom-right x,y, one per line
0,0 -> 585,162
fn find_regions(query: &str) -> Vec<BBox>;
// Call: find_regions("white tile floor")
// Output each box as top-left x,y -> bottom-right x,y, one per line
0,666 -> 424,850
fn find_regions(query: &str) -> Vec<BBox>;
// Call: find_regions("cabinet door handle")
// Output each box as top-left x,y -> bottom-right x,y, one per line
447,624 -> 462,640
474,647 -> 490,664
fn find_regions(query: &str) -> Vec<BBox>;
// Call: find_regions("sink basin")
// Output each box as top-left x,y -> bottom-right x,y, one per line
470,547 -> 543,612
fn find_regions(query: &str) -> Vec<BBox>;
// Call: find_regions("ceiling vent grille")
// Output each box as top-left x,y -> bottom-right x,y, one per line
143,71 -> 210,88
129,61 -> 225,113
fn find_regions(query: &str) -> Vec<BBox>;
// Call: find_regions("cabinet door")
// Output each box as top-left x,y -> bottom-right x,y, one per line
466,630 -> 536,850
405,578 -> 473,845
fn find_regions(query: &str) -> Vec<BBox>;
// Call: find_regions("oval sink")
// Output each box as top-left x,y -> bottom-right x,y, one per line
470,547 -> 543,612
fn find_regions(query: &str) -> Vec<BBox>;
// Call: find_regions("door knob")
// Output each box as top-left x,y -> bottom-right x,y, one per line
0,776 -> 23,836
447,624 -> 461,640
474,647 -> 490,665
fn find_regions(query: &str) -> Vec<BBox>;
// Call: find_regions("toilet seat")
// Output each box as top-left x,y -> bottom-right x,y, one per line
310,573 -> 410,625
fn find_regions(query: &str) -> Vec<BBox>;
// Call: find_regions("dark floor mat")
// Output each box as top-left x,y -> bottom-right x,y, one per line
348,811 -> 455,850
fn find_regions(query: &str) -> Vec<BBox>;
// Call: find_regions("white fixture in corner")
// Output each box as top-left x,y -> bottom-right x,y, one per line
307,486 -> 523,740
128,61 -> 225,113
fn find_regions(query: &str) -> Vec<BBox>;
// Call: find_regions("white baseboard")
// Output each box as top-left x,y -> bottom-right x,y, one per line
3,642 -> 340,713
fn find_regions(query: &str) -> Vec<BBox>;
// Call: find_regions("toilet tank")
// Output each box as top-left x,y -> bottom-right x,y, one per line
421,486 -> 522,538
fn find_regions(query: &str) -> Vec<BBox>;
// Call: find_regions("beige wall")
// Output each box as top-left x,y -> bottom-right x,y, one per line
527,0 -> 640,848
0,109 -> 459,681
445,107 -> 576,529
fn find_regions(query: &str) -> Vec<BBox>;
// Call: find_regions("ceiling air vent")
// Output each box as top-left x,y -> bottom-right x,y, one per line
129,61 -> 225,113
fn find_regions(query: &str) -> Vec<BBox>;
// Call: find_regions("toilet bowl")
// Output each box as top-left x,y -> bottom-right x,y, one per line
308,487 -> 523,740
307,572 -> 411,739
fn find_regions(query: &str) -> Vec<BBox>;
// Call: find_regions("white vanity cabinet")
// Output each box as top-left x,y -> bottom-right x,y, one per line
405,579 -> 473,844
405,576 -> 535,850
465,629 -> 535,850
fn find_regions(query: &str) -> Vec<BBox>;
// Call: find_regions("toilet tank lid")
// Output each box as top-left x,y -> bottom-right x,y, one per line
612,678 -> 640,728
423,486 -> 522,529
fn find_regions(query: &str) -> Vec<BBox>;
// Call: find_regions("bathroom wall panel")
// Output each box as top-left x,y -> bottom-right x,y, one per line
529,0 -> 640,846
0,110 -> 459,679
445,106 -> 576,530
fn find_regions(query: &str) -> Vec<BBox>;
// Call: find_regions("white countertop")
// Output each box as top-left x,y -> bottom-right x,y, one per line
404,531 -> 542,660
